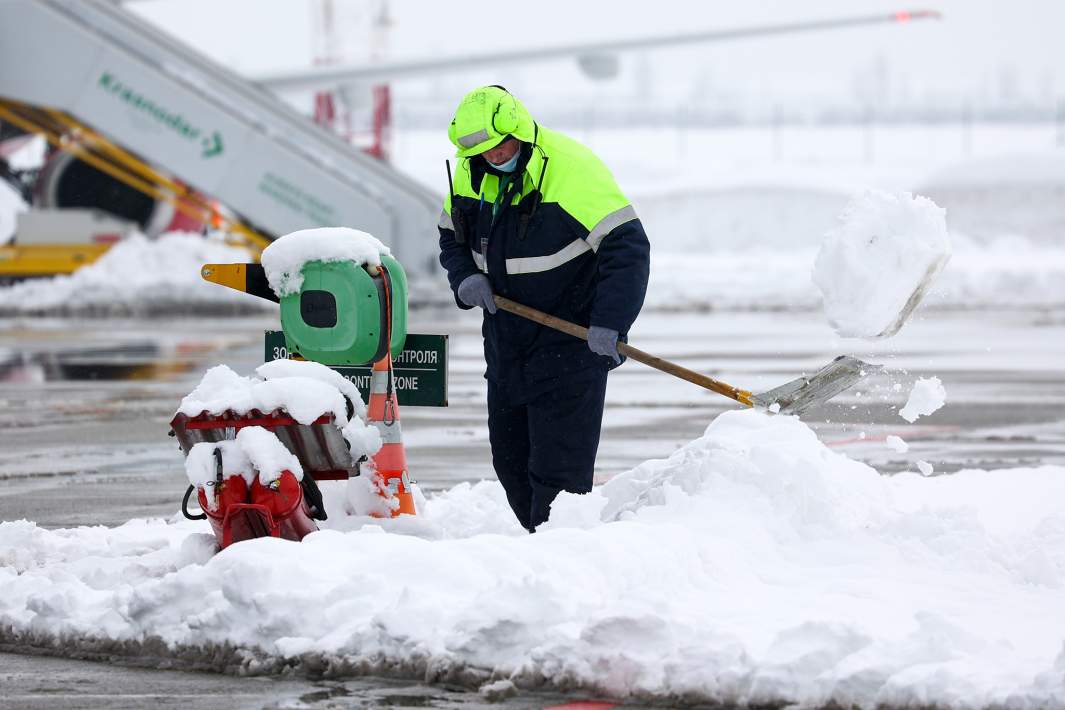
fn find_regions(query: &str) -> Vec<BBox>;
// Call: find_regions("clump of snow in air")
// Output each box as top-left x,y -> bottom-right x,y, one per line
5,409 -> 1065,707
917,460 -> 935,476
813,189 -> 952,338
899,376 -> 947,423
0,232 -> 264,315
0,177 -> 26,245
885,434 -> 909,453
260,227 -> 390,297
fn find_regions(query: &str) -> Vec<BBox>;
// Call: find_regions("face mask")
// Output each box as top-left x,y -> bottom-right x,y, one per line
488,148 -> 521,173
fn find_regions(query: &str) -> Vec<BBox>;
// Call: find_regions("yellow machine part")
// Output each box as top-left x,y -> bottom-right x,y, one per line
0,243 -> 111,278
200,263 -> 248,293
0,97 -> 273,278
201,262 -> 279,303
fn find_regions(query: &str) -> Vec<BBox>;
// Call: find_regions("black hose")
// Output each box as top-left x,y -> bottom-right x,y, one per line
181,485 -> 206,521
301,476 -> 328,522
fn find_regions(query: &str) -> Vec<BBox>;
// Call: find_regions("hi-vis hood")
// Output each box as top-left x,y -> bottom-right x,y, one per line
447,86 -> 537,158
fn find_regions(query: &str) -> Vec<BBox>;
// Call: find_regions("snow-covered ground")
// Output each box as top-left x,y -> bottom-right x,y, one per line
2,122 -> 1065,705
3,304 -> 1065,704
3,409 -> 1064,707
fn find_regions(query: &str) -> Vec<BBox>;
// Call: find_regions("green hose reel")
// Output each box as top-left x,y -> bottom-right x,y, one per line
279,255 -> 408,366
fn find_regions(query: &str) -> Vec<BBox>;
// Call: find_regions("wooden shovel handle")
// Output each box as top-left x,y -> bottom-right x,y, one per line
492,296 -> 754,406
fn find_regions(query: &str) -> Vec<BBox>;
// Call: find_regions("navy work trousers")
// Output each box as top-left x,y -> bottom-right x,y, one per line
487,369 -> 609,531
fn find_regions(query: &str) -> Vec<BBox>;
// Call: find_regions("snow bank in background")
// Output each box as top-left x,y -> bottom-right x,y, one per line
260,227 -> 389,297
628,177 -> 1065,313
813,190 -> 951,338
899,376 -> 947,423
0,233 -> 267,316
644,237 -> 1065,312
5,134 -> 47,171
0,178 -> 26,245
4,410 -> 1065,707
925,152 -> 1065,188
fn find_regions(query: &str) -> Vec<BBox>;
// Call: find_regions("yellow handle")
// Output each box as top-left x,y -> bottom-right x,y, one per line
493,295 -> 756,408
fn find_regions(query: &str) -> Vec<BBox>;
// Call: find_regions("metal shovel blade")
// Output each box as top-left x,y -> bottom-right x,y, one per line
750,355 -> 882,415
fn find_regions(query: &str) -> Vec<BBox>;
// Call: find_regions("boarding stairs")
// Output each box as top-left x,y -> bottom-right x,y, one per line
0,0 -> 439,272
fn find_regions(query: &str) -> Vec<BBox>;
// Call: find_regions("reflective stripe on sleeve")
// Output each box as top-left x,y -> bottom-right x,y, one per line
505,238 -> 591,275
457,129 -> 490,148
471,248 -> 487,272
586,204 -> 638,252
438,209 -> 454,230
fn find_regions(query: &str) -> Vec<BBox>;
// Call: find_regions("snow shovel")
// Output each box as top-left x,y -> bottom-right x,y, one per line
493,296 -> 880,416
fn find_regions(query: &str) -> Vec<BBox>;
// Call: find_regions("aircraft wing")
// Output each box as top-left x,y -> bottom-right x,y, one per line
252,10 -> 940,91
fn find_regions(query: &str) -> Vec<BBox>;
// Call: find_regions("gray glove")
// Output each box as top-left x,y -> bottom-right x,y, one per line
457,274 -> 497,313
587,325 -> 620,364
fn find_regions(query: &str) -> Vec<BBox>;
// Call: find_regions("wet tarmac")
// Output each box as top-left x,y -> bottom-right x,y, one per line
0,651 -> 607,709
2,306 -> 1064,707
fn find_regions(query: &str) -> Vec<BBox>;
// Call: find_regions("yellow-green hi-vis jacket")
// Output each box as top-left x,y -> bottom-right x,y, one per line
438,91 -> 650,398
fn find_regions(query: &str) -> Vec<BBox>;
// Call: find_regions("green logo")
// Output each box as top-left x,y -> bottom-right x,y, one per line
98,72 -> 224,159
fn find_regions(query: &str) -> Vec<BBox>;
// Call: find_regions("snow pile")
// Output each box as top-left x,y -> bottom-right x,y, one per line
0,178 -> 26,245
3,410 -> 1065,706
185,439 -> 252,510
179,364 -> 345,425
813,190 -> 952,338
5,134 -> 47,171
256,358 -> 367,419
0,232 -> 265,316
177,361 -> 381,462
899,376 -> 947,423
237,426 -> 304,484
260,227 -> 390,297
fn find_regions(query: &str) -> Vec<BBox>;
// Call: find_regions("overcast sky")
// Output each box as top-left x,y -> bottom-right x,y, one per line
131,0 -> 1064,109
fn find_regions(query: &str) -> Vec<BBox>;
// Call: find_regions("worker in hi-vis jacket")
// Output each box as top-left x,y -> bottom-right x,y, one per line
438,86 -> 650,531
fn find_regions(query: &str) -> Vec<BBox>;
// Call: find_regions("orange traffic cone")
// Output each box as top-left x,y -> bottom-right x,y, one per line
365,354 -> 416,516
